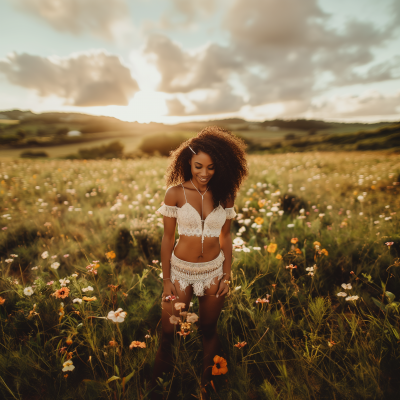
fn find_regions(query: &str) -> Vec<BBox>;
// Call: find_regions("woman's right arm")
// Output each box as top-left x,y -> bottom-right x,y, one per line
159,187 -> 179,299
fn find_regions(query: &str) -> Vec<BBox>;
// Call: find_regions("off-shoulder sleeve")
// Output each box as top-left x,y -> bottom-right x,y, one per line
225,206 -> 237,219
156,204 -> 178,218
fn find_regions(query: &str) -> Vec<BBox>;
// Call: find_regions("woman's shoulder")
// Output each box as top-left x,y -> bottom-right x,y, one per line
164,184 -> 183,206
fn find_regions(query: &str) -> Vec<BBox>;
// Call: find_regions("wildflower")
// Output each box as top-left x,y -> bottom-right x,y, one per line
212,355 -> 228,375
267,243 -> 277,253
0,296 -> 5,305
24,286 -> 34,296
129,341 -> 146,349
59,278 -> 70,287
295,248 -> 302,254
82,296 -> 97,301
152,260 -> 158,264
51,255 -> 58,259
105,251 -> 116,259
109,340 -> 118,347
71,273 -> 78,278
174,302 -> 186,311
66,338 -> 73,345
234,341 -> 247,349
46,281 -> 54,285
59,347 -> 67,354
328,340 -> 336,347
385,242 -> 394,248
62,360 -> 75,372
107,308 -> 127,323
82,286 -> 94,292
254,217 -> 264,225
287,223 -> 294,228
234,286 -> 241,291
164,295 -> 176,302
313,241 -> 321,248
73,298 -> 83,304
145,334 -> 151,339
256,298 -> 269,304
345,295 -> 359,301
276,254 -> 282,260
341,283 -> 352,290
319,249 -> 328,256
31,266 -> 38,270
233,237 -> 244,246
5,259 -> 13,263
51,262 -> 60,270
169,315 -> 181,325
66,352 -> 73,360
53,287 -> 70,299
64,254 -> 69,258
337,292 -> 347,297
286,264 -> 297,269
242,247 -> 250,253
41,251 -> 49,259
291,238 -> 299,244
187,313 -> 199,323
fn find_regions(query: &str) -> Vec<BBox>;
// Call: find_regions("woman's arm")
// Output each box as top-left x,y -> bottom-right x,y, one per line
216,197 -> 235,297
159,187 -> 179,298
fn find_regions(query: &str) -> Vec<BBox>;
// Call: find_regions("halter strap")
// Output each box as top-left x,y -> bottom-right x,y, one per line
190,179 -> 209,254
181,183 -> 188,203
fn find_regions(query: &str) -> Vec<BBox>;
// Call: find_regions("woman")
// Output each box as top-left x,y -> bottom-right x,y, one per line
151,126 -> 248,399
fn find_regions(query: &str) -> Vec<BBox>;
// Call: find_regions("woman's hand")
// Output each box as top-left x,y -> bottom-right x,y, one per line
162,280 -> 178,301
216,278 -> 230,298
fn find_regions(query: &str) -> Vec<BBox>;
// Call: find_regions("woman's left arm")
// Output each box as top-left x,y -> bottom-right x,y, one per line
216,197 -> 235,298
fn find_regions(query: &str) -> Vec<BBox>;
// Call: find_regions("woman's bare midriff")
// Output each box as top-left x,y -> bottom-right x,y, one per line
173,235 -> 221,262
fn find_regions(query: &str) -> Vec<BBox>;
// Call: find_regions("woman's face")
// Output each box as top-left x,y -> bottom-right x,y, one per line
189,150 -> 215,186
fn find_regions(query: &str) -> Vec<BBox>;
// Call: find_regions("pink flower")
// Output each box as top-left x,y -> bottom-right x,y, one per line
47,281 -> 54,285
63,254 -> 69,258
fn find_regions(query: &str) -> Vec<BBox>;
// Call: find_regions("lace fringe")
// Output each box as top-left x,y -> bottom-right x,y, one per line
170,251 -> 225,297
156,204 -> 177,218
225,207 -> 237,219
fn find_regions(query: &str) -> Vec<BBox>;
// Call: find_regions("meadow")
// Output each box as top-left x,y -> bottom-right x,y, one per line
0,151 -> 400,399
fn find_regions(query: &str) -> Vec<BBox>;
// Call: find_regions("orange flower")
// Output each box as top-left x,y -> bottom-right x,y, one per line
267,243 -> 277,253
295,248 -> 302,254
66,352 -> 73,360
290,238 -> 299,244
275,254 -> 282,260
105,251 -> 116,259
129,341 -> 146,349
258,199 -> 266,208
66,338 -> 73,345
234,341 -> 247,349
319,249 -> 328,256
255,217 -> 264,225
82,296 -> 97,302
109,340 -> 118,347
212,355 -> 228,375
285,264 -> 297,269
313,241 -> 321,248
53,287 -> 70,299
0,296 -> 6,305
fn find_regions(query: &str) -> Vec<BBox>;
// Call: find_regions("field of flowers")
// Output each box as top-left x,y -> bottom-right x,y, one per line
1,151 -> 400,400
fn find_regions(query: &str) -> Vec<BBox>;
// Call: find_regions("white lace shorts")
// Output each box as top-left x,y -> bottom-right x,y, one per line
170,250 -> 225,297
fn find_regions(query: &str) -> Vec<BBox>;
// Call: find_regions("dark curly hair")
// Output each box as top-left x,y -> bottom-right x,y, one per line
165,126 -> 249,208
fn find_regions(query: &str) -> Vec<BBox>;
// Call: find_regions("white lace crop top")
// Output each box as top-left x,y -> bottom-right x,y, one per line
156,184 -> 236,252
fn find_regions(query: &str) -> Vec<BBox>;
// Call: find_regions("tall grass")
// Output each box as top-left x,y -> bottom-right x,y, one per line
0,151 -> 399,399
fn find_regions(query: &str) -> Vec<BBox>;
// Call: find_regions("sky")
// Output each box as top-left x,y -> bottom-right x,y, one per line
0,0 -> 399,124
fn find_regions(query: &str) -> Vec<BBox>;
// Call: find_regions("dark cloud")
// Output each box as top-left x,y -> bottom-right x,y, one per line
0,51 -> 139,106
10,0 -> 133,41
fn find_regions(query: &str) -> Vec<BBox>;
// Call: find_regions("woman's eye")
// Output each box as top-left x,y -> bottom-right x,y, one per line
195,167 -> 201,169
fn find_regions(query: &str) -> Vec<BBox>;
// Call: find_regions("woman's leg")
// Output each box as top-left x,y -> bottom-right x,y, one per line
198,278 -> 226,389
151,280 -> 193,400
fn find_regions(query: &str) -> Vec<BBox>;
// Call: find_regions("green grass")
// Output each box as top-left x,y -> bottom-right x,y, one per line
0,152 -> 400,399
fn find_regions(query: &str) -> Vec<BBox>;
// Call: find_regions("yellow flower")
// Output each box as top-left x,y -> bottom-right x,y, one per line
82,296 -> 97,302
255,217 -> 264,225
276,254 -> 282,260
106,251 -> 116,259
267,243 -> 277,253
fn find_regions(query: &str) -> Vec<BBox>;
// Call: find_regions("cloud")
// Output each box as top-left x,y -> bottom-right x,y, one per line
143,0 -> 399,118
10,0 -> 135,42
311,90 -> 400,118
0,50 -> 139,106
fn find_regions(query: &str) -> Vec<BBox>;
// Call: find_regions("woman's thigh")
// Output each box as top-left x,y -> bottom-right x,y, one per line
160,280 -> 193,335
198,277 -> 226,327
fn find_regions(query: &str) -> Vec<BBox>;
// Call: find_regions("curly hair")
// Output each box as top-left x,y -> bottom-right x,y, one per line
165,126 -> 249,208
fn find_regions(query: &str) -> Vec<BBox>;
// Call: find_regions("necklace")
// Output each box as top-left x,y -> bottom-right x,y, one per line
190,179 -> 209,254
